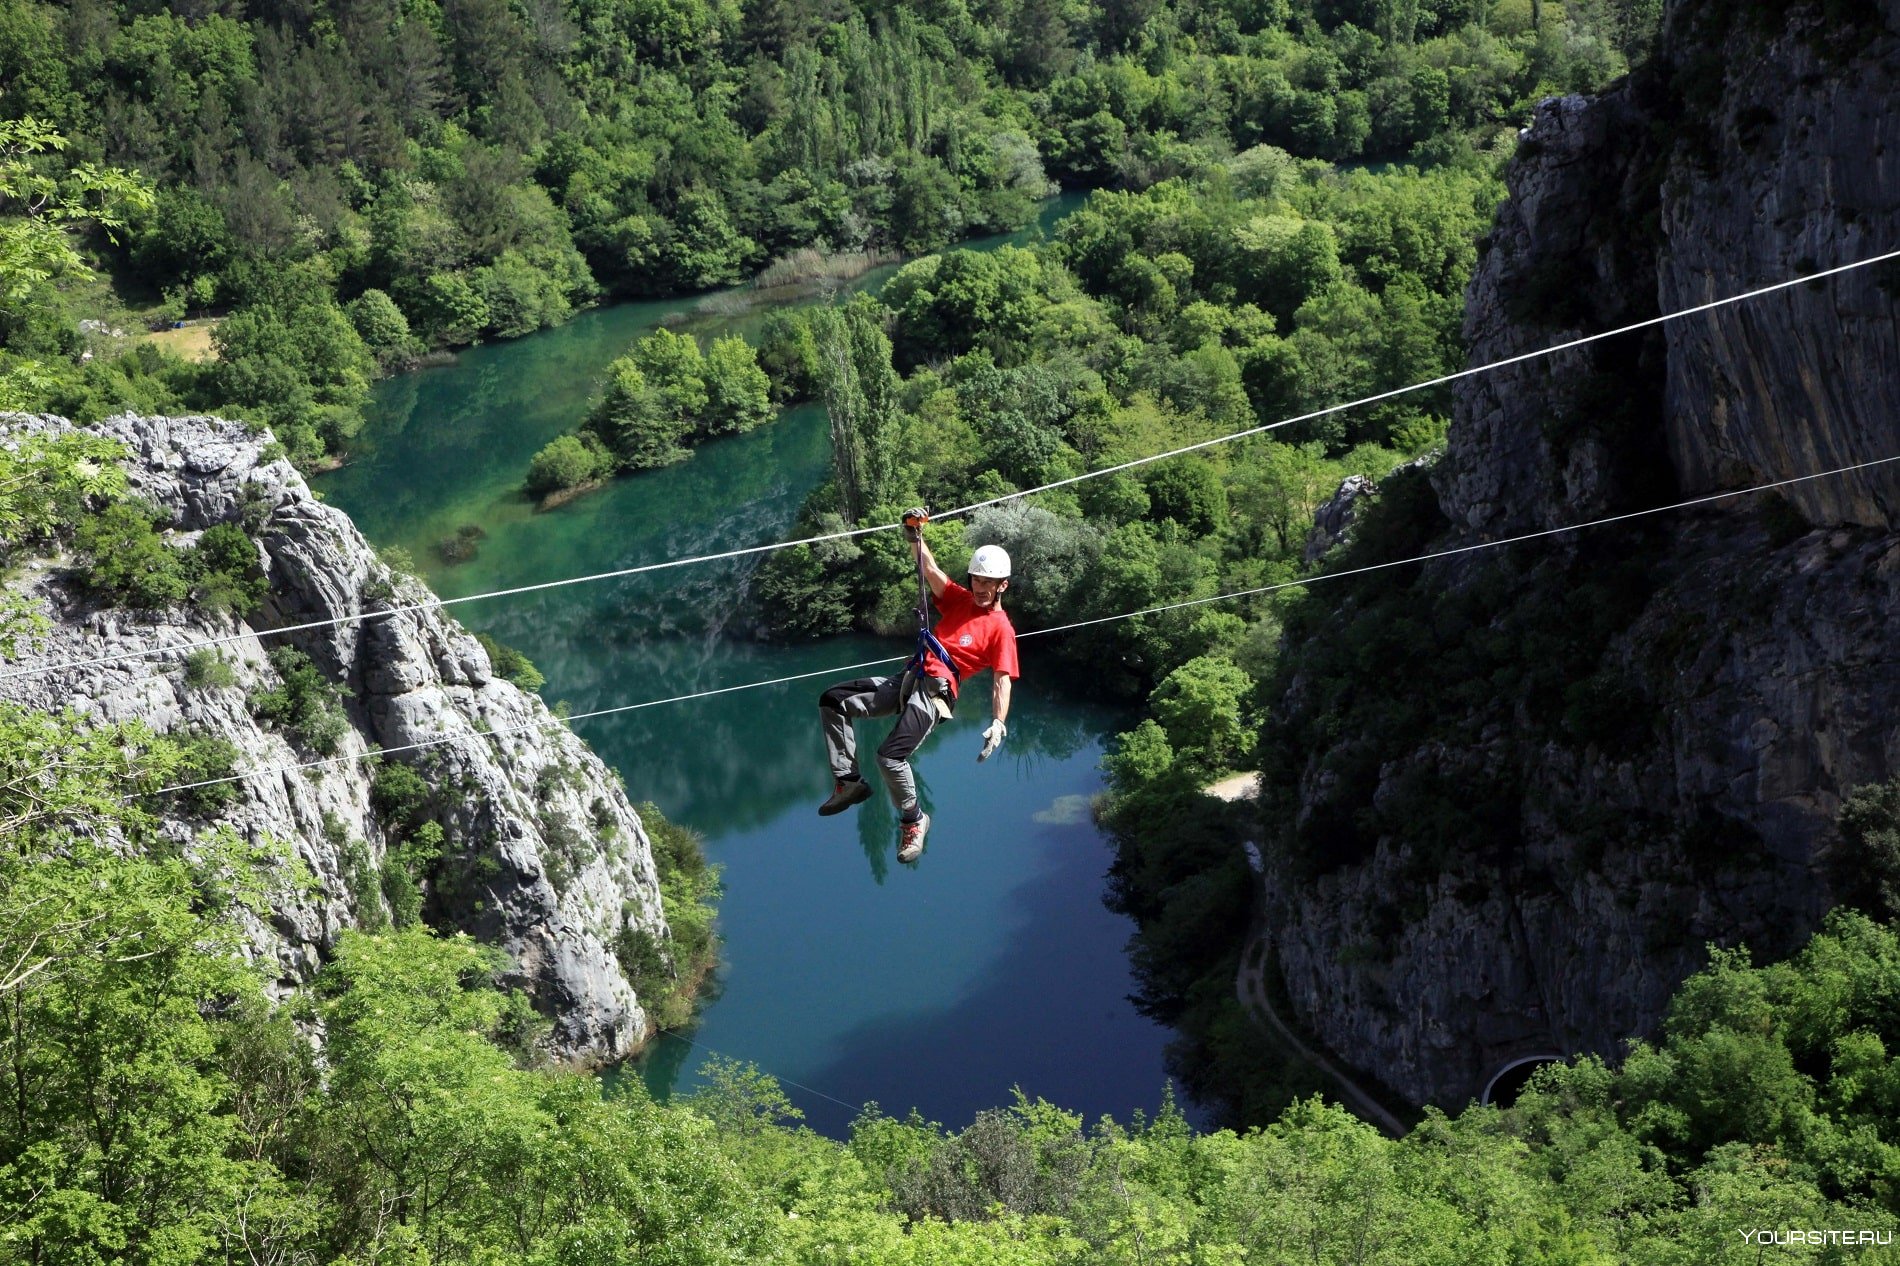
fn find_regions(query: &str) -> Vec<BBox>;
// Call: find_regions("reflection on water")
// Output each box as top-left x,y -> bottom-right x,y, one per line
313,190 -> 1197,1136
613,692 -> 1177,1137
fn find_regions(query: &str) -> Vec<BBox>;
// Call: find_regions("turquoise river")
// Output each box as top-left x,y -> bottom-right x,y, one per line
315,196 -> 1206,1136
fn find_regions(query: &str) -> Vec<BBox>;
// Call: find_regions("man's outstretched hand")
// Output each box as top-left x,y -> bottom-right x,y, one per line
901,507 -> 929,542
979,720 -> 1007,762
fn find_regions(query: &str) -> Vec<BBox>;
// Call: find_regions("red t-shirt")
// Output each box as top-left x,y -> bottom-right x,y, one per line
923,581 -> 1019,697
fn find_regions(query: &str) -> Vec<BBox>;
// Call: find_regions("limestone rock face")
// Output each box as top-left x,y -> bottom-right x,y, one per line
1265,516 -> 1900,1105
1437,14 -> 1900,539
1,412 -> 668,1063
1248,5 -> 1900,1108
1432,90 -> 1672,539
1656,28 -> 1900,529
1303,474 -> 1378,564
1303,460 -> 1438,564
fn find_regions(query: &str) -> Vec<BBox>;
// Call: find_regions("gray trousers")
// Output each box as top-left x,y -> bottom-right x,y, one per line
818,674 -> 951,818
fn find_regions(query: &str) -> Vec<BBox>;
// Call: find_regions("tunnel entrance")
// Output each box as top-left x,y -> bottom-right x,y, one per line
1481,1055 -> 1562,1107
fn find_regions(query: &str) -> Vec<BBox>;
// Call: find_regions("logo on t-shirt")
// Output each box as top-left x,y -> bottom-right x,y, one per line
959,634 -> 973,646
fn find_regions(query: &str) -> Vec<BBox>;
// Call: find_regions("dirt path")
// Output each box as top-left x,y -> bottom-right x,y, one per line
1203,772 -> 1259,801
1232,849 -> 1408,1138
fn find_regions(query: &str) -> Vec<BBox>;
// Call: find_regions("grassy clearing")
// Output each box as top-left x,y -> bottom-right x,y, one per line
140,321 -> 219,362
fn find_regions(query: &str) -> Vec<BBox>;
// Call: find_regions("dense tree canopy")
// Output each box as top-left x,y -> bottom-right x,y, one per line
4,697 -> 1897,1264
1,0 -> 1652,465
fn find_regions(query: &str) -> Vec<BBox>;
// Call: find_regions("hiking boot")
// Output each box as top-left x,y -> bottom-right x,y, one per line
897,812 -> 930,863
818,777 -> 873,816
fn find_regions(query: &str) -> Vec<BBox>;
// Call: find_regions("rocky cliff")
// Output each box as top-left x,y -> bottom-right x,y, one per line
0,412 -> 671,1063
1250,0 -> 1900,1107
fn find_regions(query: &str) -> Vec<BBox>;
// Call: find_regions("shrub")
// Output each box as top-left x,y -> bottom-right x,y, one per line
0,432 -> 130,563
380,859 -> 423,930
165,731 -> 242,817
381,820 -> 444,930
74,500 -> 191,609
614,927 -> 671,1008
75,506 -> 266,616
346,288 -> 421,369
475,632 -> 545,692
965,502 -> 1104,628
1759,493 -> 1812,547
189,522 -> 268,616
298,704 -> 349,756
250,645 -> 350,755
757,309 -> 820,404
370,761 -> 434,837
701,335 -> 774,436
1104,719 -> 1175,794
342,836 -> 388,932
524,434 -> 606,498
182,648 -> 238,690
749,536 -> 862,639
1826,777 -> 1900,919
582,336 -> 701,470
1560,669 -> 1650,747
472,250 -> 572,339
1142,457 -> 1227,535
614,803 -> 722,1030
409,270 -> 489,343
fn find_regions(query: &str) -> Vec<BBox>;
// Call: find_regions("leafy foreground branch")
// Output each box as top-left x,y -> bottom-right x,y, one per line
4,701 -> 1900,1263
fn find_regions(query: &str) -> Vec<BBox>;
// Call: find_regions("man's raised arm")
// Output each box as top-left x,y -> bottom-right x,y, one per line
904,508 -> 950,599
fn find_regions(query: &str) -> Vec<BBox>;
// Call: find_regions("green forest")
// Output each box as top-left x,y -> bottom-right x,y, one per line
0,0 -> 1655,461
10,0 -> 1900,1258
5,697 -> 1899,1261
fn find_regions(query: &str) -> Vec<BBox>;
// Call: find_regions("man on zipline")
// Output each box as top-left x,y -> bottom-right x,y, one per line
816,509 -> 1018,863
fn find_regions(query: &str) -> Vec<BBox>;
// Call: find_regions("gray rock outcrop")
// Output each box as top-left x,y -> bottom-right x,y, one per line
1,412 -> 670,1063
1247,1 -> 1900,1108
1303,474 -> 1378,564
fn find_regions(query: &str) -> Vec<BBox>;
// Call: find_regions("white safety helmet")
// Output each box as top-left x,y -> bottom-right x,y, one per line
969,544 -> 1012,580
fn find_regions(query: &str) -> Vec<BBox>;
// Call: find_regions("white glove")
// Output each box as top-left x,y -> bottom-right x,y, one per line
978,719 -> 1007,762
